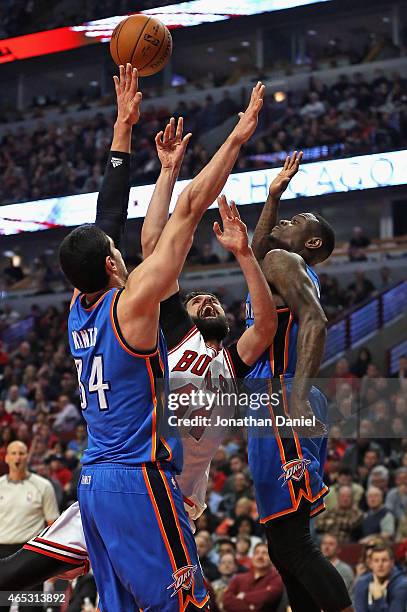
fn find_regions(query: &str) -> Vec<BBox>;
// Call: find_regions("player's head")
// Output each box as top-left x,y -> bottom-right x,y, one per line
184,291 -> 229,342
59,225 -> 128,293
269,213 -> 335,264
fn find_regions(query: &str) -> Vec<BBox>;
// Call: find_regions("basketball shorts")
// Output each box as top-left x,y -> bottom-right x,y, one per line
77,462 -> 208,612
247,376 -> 329,523
24,501 -> 89,580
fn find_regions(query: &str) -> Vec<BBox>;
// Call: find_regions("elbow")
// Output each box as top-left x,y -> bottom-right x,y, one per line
304,311 -> 328,334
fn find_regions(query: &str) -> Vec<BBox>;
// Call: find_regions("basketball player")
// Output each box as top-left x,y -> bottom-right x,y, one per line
0,83 -> 274,600
58,65 -> 264,612
246,151 -> 353,612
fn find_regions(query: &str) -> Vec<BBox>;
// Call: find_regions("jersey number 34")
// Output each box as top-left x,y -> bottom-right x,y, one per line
74,356 -> 111,410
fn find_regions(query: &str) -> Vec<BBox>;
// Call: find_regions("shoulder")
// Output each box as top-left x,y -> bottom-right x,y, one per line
354,573 -> 372,590
264,249 -> 305,267
29,473 -> 53,492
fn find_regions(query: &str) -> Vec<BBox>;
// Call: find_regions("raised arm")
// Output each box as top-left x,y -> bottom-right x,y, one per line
252,151 -> 303,261
262,249 -> 327,435
117,82 -> 265,351
95,64 -> 142,247
141,116 -> 191,259
213,196 -> 277,366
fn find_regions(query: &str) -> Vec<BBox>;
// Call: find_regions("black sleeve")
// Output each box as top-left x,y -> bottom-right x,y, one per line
94,150 -> 130,251
225,342 -> 252,378
160,292 -> 195,350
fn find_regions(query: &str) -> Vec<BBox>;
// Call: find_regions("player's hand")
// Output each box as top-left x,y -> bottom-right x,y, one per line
233,81 -> 265,144
213,195 -> 249,256
155,116 -> 192,170
269,151 -> 303,200
289,394 -> 327,438
113,63 -> 142,126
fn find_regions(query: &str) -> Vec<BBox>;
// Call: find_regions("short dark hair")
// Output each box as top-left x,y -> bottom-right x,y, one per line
59,224 -> 112,293
183,291 -> 219,306
313,214 -> 336,260
371,544 -> 394,560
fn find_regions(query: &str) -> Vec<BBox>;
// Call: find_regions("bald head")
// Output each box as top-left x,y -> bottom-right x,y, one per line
6,440 -> 28,479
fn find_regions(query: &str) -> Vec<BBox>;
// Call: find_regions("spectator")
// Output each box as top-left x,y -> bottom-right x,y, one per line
353,545 -> 407,611
379,266 -> 393,290
347,271 -> 376,305
235,535 -> 252,571
325,467 -> 365,511
199,243 -> 221,265
320,533 -> 354,593
47,454 -> 72,490
391,355 -> 407,393
327,357 -> 359,400
368,466 -> 390,498
348,227 -> 371,261
361,487 -> 396,541
195,531 -> 220,582
300,92 -> 326,118
67,423 -> 88,457
4,384 -> 30,419
0,441 -> 59,612
52,394 -> 81,432
351,347 -> 372,378
385,467 -> 407,524
212,552 -> 240,611
316,485 -> 363,543
223,543 -> 284,611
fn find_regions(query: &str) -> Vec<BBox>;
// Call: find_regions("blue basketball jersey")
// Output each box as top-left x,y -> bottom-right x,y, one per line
68,288 -> 182,471
245,264 -> 321,378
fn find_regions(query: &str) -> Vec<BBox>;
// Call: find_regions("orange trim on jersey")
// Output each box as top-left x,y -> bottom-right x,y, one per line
182,593 -> 210,611
283,312 -> 294,374
276,307 -> 290,313
141,464 -> 183,609
168,326 -> 199,355
160,436 -> 173,462
269,343 -> 275,376
23,544 -> 85,566
146,359 -> 157,463
310,501 -> 326,517
159,468 -> 192,567
80,289 -> 110,311
280,376 -> 313,500
266,380 -> 296,508
259,485 -> 329,524
109,290 -> 159,358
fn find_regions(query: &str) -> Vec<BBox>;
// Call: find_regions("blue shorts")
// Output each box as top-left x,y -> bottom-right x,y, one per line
247,377 -> 329,523
77,463 -> 208,612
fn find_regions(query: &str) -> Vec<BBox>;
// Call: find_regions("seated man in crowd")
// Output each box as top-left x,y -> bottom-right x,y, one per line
353,545 -> 407,611
361,487 -> 396,542
223,543 -> 283,612
320,533 -> 354,594
316,485 -> 363,544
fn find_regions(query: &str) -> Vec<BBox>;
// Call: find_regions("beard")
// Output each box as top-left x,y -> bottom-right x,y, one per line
191,314 -> 229,342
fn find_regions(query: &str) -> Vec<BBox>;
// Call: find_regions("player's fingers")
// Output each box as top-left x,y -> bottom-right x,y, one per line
213,221 -> 223,238
132,92 -> 142,107
175,116 -> 184,141
113,75 -> 120,95
119,65 -> 125,88
230,201 -> 241,219
163,121 -> 172,143
217,194 -> 228,218
290,151 -> 298,168
238,112 -> 244,119
182,132 -> 192,147
130,67 -> 138,96
169,116 -> 175,141
283,155 -> 290,170
297,150 -> 304,163
155,131 -> 164,146
125,63 -> 132,90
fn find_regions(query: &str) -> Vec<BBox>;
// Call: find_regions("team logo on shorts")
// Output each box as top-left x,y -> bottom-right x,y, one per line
278,459 -> 311,486
167,564 -> 197,597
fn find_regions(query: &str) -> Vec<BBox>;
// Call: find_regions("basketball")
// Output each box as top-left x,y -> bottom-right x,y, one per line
110,15 -> 172,77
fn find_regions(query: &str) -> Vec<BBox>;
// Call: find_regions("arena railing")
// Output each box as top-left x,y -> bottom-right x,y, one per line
323,280 -> 407,366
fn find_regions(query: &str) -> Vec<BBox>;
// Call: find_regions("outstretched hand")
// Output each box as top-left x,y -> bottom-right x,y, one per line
213,195 -> 249,256
233,82 -> 265,144
113,63 -> 143,126
269,150 -> 303,200
155,116 -> 192,169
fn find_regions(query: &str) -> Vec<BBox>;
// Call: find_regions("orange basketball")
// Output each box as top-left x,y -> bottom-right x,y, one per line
110,14 -> 172,77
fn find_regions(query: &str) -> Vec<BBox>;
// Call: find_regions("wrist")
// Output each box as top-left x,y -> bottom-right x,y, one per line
234,245 -> 253,260
114,119 -> 133,132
